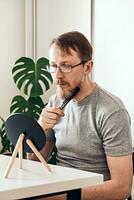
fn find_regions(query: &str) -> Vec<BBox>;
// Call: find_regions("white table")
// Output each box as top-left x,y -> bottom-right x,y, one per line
0,155 -> 103,200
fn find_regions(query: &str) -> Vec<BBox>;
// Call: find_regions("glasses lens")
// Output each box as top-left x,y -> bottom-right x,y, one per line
48,66 -> 56,73
48,65 -> 72,73
60,65 -> 71,73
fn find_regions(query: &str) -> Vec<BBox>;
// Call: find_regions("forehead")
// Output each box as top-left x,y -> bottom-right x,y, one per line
49,44 -> 80,61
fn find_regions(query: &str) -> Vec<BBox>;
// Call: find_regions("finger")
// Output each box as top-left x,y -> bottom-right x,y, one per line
39,118 -> 55,131
42,123 -> 54,131
42,117 -> 57,124
45,107 -> 64,117
44,111 -> 61,121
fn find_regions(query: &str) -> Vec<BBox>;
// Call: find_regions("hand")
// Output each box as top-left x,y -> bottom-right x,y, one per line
38,106 -> 64,131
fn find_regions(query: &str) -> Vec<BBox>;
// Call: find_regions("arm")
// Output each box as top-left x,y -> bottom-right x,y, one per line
28,141 -> 55,162
39,106 -> 64,131
28,106 -> 64,161
82,154 -> 133,200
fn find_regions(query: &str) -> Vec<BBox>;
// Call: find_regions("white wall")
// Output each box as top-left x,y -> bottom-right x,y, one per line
0,0 -> 91,150
1,0 -> 134,146
0,0 -> 25,120
93,0 -> 134,143
36,0 -> 91,58
0,0 -> 92,117
36,0 -> 92,102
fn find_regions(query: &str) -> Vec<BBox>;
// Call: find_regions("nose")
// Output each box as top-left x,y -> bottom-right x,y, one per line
55,67 -> 63,78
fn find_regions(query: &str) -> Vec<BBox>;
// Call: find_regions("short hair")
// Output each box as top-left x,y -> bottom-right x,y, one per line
50,31 -> 92,61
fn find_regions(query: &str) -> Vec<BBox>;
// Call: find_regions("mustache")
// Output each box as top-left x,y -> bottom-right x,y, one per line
54,80 -> 67,85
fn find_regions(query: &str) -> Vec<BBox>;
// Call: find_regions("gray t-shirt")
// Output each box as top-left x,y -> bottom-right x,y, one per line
46,84 -> 133,180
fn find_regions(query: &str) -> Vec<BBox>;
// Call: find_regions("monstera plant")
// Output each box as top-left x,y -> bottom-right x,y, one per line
0,115 -> 14,154
10,57 -> 52,119
0,57 -> 56,163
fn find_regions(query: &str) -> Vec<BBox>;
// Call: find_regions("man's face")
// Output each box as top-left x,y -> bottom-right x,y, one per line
49,44 -> 86,98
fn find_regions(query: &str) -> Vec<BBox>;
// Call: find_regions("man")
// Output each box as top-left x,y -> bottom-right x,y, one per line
29,31 -> 133,200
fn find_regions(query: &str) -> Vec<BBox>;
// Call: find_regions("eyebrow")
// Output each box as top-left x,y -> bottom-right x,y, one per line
49,61 -> 71,65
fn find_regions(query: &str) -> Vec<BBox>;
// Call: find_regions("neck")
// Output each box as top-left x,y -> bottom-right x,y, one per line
75,80 -> 96,102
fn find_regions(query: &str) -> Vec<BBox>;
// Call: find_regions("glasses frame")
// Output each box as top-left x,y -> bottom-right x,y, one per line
48,60 -> 87,73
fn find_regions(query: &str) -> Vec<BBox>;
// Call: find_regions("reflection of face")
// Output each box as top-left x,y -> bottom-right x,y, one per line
49,44 -> 85,98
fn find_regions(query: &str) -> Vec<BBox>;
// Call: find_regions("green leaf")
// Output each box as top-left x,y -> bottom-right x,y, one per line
10,96 -> 28,113
10,95 -> 45,120
12,57 -> 53,97
27,96 -> 45,120
48,145 -> 57,165
0,121 -> 13,154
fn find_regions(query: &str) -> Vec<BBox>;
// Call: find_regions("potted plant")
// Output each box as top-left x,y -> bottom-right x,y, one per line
0,115 -> 13,154
0,57 -> 56,164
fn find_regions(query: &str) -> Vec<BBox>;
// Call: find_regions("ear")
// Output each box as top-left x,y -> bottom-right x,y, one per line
84,60 -> 93,74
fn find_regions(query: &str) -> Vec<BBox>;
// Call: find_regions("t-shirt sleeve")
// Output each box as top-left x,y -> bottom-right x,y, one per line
101,109 -> 133,156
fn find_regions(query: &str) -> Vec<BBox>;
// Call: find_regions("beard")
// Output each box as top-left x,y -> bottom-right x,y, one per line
54,78 -> 81,99
56,86 -> 65,98
54,80 -> 73,99
56,85 -> 71,99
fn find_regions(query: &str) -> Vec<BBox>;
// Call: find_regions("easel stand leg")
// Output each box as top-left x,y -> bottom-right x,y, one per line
4,134 -> 51,179
4,133 -> 25,178
19,136 -> 23,169
26,139 -> 51,172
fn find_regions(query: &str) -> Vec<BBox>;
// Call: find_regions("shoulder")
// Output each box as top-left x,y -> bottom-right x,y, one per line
95,85 -> 131,132
96,85 -> 129,118
97,85 -> 126,109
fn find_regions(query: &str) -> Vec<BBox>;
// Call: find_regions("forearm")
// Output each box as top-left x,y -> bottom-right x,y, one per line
27,141 -> 54,162
82,180 -> 130,200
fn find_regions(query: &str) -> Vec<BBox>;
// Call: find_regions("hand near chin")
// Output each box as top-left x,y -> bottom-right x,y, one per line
38,107 -> 64,131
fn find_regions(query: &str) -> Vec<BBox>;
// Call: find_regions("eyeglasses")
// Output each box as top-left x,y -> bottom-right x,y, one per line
48,60 -> 87,73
